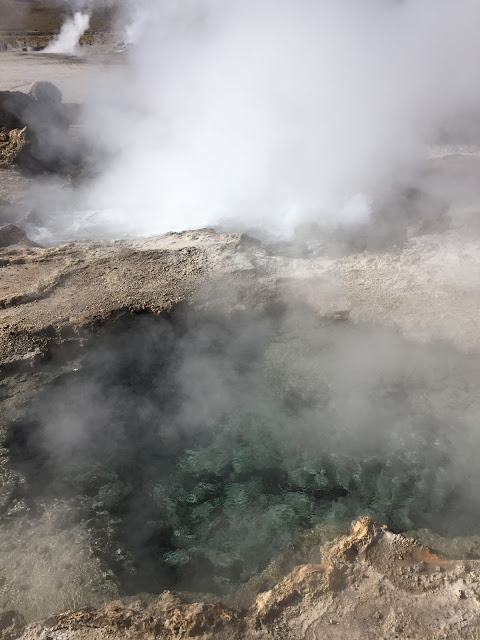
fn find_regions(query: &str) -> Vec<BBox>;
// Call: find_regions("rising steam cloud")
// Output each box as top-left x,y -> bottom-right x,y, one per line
64,0 -> 480,239
44,12 -> 91,55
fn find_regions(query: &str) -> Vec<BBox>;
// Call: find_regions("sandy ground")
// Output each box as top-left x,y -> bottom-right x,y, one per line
0,50 -> 121,101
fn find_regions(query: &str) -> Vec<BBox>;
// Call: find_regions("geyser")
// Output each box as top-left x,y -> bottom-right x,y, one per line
4,304 -> 480,616
44,12 -> 90,55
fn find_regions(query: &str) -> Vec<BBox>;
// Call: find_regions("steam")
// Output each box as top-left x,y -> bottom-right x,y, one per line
59,0 -> 480,240
123,1 -> 150,45
44,12 -> 91,55
7,304 -> 480,618
12,0 -> 480,243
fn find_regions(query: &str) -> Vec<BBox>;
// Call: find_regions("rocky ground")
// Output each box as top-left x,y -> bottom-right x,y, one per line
4,517 -> 480,639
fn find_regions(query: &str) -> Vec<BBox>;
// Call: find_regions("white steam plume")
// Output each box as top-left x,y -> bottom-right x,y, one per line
45,12 -> 91,55
121,0 -> 150,44
36,0 -> 480,240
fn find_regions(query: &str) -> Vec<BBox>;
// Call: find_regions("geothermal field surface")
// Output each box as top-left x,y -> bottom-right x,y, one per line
3,4 -> 480,640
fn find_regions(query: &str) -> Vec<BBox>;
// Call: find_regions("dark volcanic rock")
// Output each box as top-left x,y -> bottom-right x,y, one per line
0,91 -> 33,132
0,224 -> 37,247
28,81 -> 63,105
0,83 -> 78,173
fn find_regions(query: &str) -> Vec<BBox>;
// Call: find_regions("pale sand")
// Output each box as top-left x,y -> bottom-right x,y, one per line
0,49 -> 123,102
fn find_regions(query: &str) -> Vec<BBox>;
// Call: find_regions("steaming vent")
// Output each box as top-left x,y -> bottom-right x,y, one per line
44,12 -> 91,56
4,305 -> 480,619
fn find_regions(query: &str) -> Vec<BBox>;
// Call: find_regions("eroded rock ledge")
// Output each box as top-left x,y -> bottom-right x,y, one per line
3,222 -> 480,373
0,228 -> 269,370
2,517 -> 479,639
